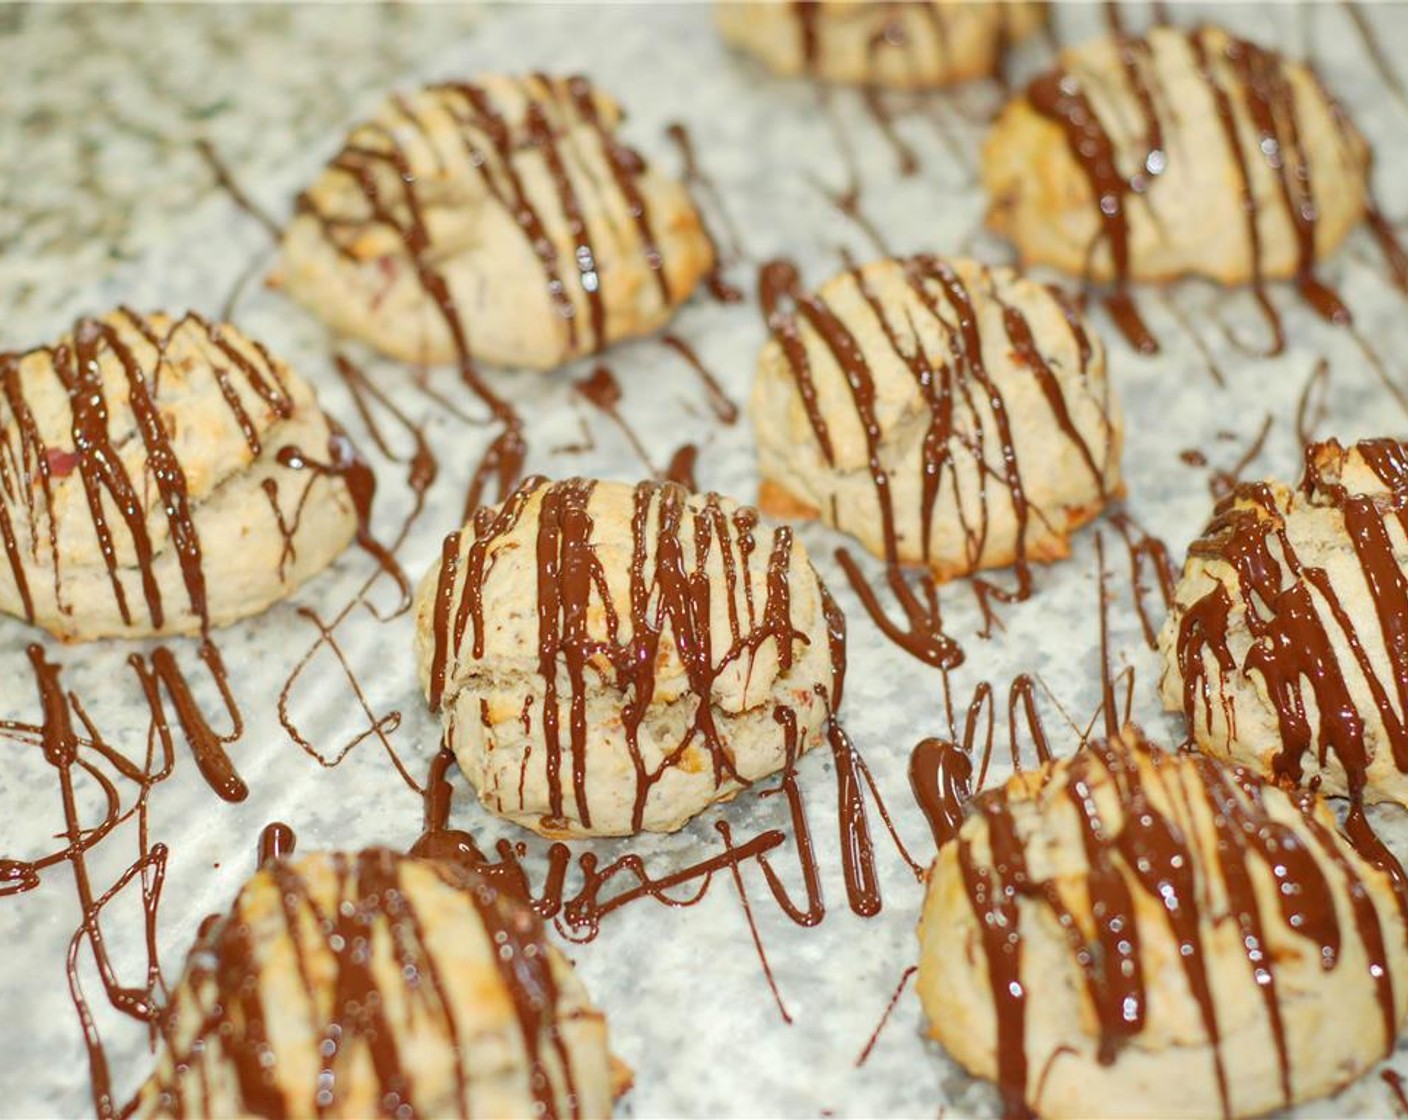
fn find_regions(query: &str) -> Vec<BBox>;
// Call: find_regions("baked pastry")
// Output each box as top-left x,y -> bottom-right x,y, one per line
1160,438 -> 1408,809
984,25 -> 1369,293
413,475 -> 842,837
715,2 -> 1044,89
750,255 -> 1123,579
275,74 -> 714,372
0,310 -> 358,641
137,849 -> 618,1118
916,726 -> 1408,1120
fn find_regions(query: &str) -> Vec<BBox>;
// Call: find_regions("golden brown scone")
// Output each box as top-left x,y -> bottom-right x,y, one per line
916,727 -> 1408,1120
0,310 -> 358,641
138,849 -> 618,1119
275,74 -> 713,372
750,256 -> 1122,579
413,476 -> 842,838
1160,438 -> 1408,810
983,25 -> 1369,291
715,1 -> 1044,89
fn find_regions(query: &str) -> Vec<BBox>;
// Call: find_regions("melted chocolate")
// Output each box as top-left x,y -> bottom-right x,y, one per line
1106,510 -> 1176,650
194,138 -> 283,242
664,443 -> 699,491
1174,439 -> 1408,897
660,334 -> 740,425
955,729 -> 1393,1119
760,256 -> 1115,665
663,121 -> 745,303
256,822 -> 296,866
427,476 -> 825,832
0,311 -> 297,635
572,365 -> 657,475
143,849 -> 576,1119
1024,27 -> 1372,352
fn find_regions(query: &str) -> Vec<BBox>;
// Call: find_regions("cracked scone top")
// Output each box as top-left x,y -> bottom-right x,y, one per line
715,1 -> 1044,89
750,256 -> 1122,579
916,727 -> 1408,1120
137,849 -> 617,1119
276,74 -> 714,372
1160,438 -> 1408,811
983,26 -> 1369,291
414,476 -> 843,837
0,310 -> 358,641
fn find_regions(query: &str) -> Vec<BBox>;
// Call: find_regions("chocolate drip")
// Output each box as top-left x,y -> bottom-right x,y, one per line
664,443 -> 699,490
277,423 -> 409,606
664,122 -> 745,302
0,311 -> 300,636
1384,1069 -> 1408,1115
131,642 -> 248,803
908,737 -> 972,848
194,137 -> 283,242
760,256 -> 1114,665
661,334 -> 739,424
956,730 -> 1392,1119
1025,69 -> 1156,352
257,822 -> 296,866
430,477 -> 823,832
1175,440 -> 1408,895
1106,509 -> 1175,650
573,365 -> 657,475
297,90 -> 526,514
0,648 -> 172,1116
1025,27 -> 1368,351
145,849 -> 572,1119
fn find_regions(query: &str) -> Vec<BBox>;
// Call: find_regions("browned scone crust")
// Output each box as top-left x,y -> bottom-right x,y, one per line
137,850 -> 618,1119
1160,438 -> 1408,810
0,310 -> 358,641
917,727 -> 1408,1119
983,25 -> 1369,286
716,1 -> 1044,89
749,256 -> 1122,580
275,74 -> 714,372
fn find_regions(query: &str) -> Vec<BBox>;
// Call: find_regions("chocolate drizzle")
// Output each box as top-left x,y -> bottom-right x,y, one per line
661,334 -> 739,425
1023,27 -> 1373,352
945,728 -> 1397,1118
664,122 -> 745,303
427,475 -> 827,832
759,256 -> 1115,665
142,849 -> 578,1119
1173,439 -> 1408,896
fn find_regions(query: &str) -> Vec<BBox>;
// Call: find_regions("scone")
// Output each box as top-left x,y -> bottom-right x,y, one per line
414,475 -> 842,837
750,256 -> 1123,579
916,726 -> 1408,1120
0,310 -> 358,641
716,2 -> 1045,89
137,849 -> 618,1119
1160,438 -> 1408,809
984,25 -> 1369,291
275,74 -> 714,372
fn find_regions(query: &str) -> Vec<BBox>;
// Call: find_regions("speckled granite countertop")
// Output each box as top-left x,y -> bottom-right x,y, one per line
6,3 -> 1408,1118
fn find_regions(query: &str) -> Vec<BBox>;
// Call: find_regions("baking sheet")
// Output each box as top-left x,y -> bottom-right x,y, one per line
4,2 -> 1408,1116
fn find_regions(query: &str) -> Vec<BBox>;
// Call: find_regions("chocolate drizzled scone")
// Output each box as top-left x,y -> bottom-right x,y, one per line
917,727 -> 1408,1120
0,311 -> 358,641
275,75 -> 714,372
414,476 -> 842,837
751,256 -> 1122,579
716,2 -> 1044,89
138,850 -> 619,1118
984,26 -> 1368,298
1161,438 -> 1408,810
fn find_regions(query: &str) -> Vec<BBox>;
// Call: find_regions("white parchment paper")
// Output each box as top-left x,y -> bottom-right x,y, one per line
4,3 -> 1408,1116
